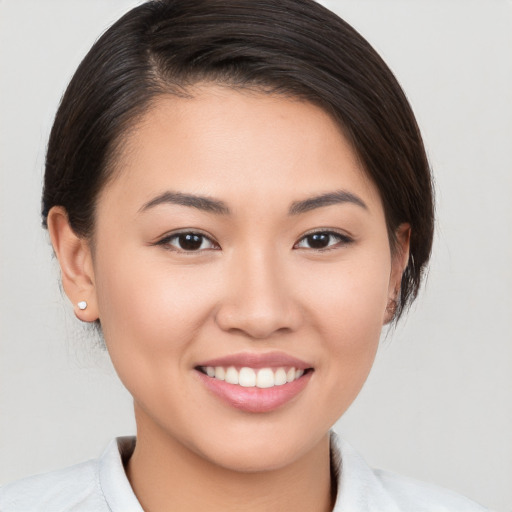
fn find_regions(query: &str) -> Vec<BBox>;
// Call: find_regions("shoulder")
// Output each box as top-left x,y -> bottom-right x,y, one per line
0,458 -> 106,512
331,433 -> 491,512
372,468 -> 490,511
0,437 -> 141,512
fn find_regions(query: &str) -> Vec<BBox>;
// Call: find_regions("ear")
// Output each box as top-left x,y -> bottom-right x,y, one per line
384,223 -> 411,324
47,206 -> 99,323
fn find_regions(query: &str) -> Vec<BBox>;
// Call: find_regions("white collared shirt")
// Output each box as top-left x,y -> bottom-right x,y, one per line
0,434 -> 490,511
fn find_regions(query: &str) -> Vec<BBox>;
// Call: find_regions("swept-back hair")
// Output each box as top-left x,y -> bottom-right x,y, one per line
42,0 -> 434,319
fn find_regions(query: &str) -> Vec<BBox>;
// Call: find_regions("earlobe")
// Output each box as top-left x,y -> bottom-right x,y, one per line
47,206 -> 99,322
384,223 -> 411,324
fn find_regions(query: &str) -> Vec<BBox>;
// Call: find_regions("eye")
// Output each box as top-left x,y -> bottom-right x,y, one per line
294,230 -> 353,251
157,232 -> 219,252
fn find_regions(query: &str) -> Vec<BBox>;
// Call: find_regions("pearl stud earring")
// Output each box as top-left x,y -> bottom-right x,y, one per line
77,301 -> 88,310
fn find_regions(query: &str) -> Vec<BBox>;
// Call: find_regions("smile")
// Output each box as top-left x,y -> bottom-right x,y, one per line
195,353 -> 313,413
198,366 -> 306,388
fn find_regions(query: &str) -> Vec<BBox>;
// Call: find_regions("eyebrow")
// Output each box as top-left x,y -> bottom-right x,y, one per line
139,189 -> 367,216
139,191 -> 231,215
288,190 -> 367,215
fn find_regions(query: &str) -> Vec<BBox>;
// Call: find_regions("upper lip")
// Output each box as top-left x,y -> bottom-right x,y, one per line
195,351 -> 312,370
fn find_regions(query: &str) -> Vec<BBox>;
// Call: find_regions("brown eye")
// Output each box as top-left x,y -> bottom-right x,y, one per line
295,231 -> 353,250
177,233 -> 204,250
306,233 -> 331,249
158,232 -> 218,252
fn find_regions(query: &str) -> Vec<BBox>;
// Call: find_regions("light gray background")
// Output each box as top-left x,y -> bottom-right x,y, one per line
1,1 -> 511,511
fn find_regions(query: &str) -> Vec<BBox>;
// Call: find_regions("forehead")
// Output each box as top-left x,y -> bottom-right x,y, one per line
101,85 -> 382,216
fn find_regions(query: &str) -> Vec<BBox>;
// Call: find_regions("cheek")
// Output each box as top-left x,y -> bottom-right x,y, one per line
93,247 -> 217,363
306,252 -> 391,336
92,252 -> 218,412
304,253 -> 390,419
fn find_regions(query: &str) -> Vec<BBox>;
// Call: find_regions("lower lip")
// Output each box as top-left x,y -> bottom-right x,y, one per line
196,370 -> 312,413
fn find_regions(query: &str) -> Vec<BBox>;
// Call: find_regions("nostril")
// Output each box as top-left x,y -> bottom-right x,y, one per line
214,301 -> 302,340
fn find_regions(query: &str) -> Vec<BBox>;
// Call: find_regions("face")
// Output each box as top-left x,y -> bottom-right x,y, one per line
83,86 -> 406,471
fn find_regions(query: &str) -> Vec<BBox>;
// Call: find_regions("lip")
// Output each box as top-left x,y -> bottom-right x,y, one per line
194,351 -> 314,413
196,370 -> 312,413
195,351 -> 312,370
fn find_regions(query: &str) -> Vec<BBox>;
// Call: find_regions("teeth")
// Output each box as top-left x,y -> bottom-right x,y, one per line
256,368 -> 274,388
225,366 -> 239,385
203,366 -> 306,388
239,367 -> 256,387
274,368 -> 287,386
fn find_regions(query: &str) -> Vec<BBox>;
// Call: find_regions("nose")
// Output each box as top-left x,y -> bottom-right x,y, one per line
214,249 -> 303,340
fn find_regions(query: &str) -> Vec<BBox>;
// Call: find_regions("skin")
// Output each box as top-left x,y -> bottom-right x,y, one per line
48,85 -> 410,512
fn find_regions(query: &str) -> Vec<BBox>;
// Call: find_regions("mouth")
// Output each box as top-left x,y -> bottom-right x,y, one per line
194,353 -> 314,413
196,365 -> 312,388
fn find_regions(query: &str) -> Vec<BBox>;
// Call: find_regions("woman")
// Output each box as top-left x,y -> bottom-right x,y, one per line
0,0 -> 492,510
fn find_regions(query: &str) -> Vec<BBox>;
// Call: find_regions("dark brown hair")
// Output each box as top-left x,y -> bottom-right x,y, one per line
42,0 -> 434,320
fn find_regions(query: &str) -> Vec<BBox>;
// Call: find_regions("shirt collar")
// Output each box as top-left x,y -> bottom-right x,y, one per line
331,431 -> 400,512
99,436 -> 143,512
98,433 -> 400,512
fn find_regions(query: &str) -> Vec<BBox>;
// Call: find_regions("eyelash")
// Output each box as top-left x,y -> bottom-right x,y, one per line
154,229 -> 354,254
155,231 -> 220,253
294,230 -> 354,251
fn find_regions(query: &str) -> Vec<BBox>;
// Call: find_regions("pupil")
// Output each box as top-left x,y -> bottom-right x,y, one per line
179,234 -> 202,250
308,233 -> 329,248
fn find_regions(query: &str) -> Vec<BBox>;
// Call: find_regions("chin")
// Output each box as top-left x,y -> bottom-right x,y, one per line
202,444 -> 304,473
187,425 -> 328,474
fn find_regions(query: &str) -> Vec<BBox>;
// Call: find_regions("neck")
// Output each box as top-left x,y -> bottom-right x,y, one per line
125,407 -> 334,512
